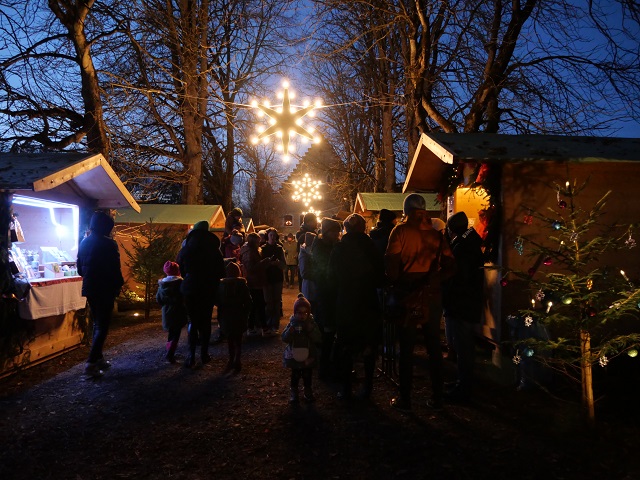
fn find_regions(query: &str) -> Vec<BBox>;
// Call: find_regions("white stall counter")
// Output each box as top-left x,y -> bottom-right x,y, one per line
19,276 -> 86,320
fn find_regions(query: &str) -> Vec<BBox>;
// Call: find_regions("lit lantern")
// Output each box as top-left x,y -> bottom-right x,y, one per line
628,349 -> 638,358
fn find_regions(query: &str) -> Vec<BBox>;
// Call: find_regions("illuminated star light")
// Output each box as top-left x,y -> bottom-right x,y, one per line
252,81 -> 320,161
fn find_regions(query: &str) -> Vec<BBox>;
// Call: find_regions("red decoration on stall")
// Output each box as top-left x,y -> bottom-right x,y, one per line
543,257 -> 553,266
475,163 -> 490,184
523,214 -> 533,225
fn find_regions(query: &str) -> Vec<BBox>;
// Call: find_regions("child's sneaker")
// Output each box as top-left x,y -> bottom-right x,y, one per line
165,352 -> 176,363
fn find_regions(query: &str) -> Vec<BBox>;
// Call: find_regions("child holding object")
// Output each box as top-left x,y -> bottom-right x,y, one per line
282,294 -> 322,404
217,261 -> 252,375
156,261 -> 188,363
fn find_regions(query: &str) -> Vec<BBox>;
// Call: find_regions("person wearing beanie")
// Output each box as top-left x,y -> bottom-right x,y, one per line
370,209 -> 397,257
328,212 -> 384,400
320,217 -> 341,236
281,293 -> 322,404
403,193 -> 427,215
217,261 -> 252,375
343,213 -> 367,234
224,207 -> 245,236
156,261 -> 187,363
308,217 -> 341,381
442,211 -> 484,403
77,211 -> 125,378
176,219 -> 226,368
384,194 -> 456,412
193,220 -> 210,231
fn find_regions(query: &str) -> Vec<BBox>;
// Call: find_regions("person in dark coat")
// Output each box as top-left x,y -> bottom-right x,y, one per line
239,232 -> 268,335
177,220 -> 225,368
77,211 -> 125,378
310,217 -> 341,381
369,209 -> 397,256
329,213 -> 384,400
217,261 -> 252,375
156,260 -> 188,363
442,212 -> 484,403
260,228 -> 287,335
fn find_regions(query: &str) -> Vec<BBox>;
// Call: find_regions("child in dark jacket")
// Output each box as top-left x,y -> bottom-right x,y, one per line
156,261 -> 188,363
282,294 -> 322,404
217,261 -> 252,375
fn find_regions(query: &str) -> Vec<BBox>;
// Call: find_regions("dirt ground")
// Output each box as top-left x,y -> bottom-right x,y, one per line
1,287 -> 639,480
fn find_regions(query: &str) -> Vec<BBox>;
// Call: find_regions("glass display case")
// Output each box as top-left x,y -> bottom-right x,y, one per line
10,195 -> 80,280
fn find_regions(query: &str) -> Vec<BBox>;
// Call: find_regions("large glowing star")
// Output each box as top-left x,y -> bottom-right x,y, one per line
254,85 -> 316,158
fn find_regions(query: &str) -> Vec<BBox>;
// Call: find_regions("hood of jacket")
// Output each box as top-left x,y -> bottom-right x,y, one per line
89,211 -> 115,236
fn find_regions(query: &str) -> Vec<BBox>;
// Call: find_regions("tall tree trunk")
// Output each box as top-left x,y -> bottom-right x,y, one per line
580,329 -> 596,426
48,0 -> 110,156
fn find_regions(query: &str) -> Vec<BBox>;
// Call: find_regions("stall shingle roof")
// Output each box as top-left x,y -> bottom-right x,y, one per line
354,192 -> 440,215
0,152 -> 140,211
115,204 -> 225,229
404,133 -> 640,192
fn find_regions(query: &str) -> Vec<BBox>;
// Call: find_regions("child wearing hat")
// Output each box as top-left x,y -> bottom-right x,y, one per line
156,261 -> 188,363
217,261 -> 252,375
281,294 -> 322,404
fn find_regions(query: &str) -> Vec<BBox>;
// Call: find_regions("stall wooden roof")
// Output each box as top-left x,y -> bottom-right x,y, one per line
115,204 -> 225,229
354,192 -> 440,216
0,152 -> 140,211
403,133 -> 640,192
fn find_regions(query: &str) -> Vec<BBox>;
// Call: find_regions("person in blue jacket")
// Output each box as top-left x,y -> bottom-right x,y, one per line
77,211 -> 124,378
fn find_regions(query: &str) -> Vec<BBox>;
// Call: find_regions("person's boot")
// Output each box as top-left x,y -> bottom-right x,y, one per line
165,341 -> 177,363
184,348 -> 196,368
303,387 -> 315,403
201,348 -> 211,364
289,388 -> 299,404
84,362 -> 104,378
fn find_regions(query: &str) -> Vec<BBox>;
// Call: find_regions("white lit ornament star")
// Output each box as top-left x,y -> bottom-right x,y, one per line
251,81 -> 320,161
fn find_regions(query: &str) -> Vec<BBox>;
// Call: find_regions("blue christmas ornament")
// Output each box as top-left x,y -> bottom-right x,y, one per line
552,220 -> 562,230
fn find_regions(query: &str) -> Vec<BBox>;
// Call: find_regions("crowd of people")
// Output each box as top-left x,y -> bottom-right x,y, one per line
77,196 -> 485,411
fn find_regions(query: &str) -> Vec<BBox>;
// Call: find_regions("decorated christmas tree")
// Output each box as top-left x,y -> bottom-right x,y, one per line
507,180 -> 640,424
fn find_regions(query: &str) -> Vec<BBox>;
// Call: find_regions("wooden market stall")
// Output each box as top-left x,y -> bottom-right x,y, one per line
114,204 -> 225,292
1,152 -> 140,376
354,192 -> 441,232
403,132 -> 640,365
